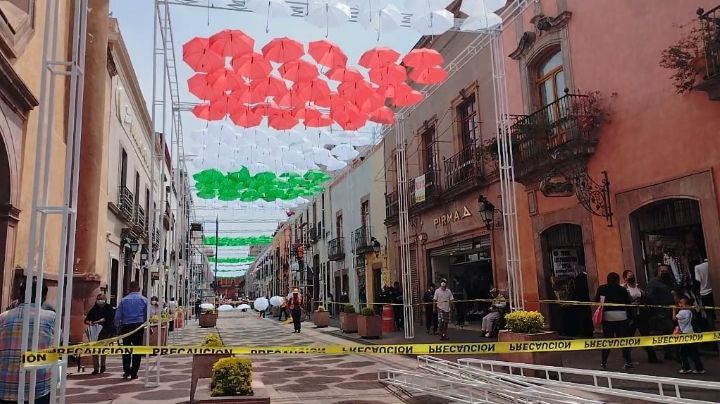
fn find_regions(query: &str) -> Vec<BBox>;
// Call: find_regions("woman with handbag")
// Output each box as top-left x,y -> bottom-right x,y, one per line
623,270 -> 661,363
595,272 -> 633,370
84,293 -> 115,374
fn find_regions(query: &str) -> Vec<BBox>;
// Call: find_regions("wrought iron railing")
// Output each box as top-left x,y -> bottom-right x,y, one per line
699,5 -> 720,80
134,205 -> 146,229
153,229 -> 160,248
352,226 -> 373,254
308,225 -> 319,243
510,93 -> 599,175
408,168 -> 440,208
444,145 -> 482,190
328,237 -> 345,261
385,190 -> 399,223
118,186 -> 134,219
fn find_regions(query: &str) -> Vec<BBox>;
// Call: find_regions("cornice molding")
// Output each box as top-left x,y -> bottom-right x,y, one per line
0,53 -> 37,118
509,32 -> 536,60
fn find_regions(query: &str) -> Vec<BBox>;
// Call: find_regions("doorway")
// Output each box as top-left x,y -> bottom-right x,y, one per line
0,135 -> 10,306
110,259 -> 119,307
540,223 -> 587,335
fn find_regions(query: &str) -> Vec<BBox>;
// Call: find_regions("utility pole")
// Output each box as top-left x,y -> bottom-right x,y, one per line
214,215 -> 219,297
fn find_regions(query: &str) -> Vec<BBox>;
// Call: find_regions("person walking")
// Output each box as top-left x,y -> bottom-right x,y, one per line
595,272 -> 633,370
0,279 -> 55,404
647,264 -> 678,360
327,292 -> 335,317
194,298 -> 201,320
571,267 -> 595,338
392,282 -> 404,330
278,295 -> 288,321
674,296 -> 705,374
114,282 -> 148,380
84,293 -> 116,374
423,283 -> 437,334
433,279 -> 454,341
622,269 -> 661,363
288,288 -> 304,333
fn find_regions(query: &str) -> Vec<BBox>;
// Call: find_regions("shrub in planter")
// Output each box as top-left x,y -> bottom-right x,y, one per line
357,307 -> 382,339
499,310 -> 561,371
202,333 -> 224,347
200,309 -> 219,328
211,357 -> 253,397
191,333 -> 231,402
339,304 -> 357,333
313,306 -> 330,328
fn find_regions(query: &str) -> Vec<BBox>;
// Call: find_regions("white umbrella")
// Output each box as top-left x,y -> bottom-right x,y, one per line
411,9 -> 455,35
404,0 -> 453,13
306,1 -> 352,34
270,295 -> 283,306
254,297 -> 269,311
460,0 -> 505,16
218,304 -> 234,312
238,303 -> 251,310
245,0 -> 293,33
200,303 -> 215,310
331,143 -> 359,160
461,12 -> 502,31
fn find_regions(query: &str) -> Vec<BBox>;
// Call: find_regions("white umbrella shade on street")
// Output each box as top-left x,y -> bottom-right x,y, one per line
254,297 -> 270,311
270,295 -> 283,306
200,303 -> 215,310
218,304 -> 235,312
306,1 -> 352,33
460,0 -> 505,16
238,304 -> 251,310
411,9 -> 455,36
245,0 -> 293,32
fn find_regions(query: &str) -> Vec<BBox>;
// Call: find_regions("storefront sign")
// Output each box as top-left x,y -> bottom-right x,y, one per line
540,174 -> 575,197
551,249 -> 579,278
433,206 -> 472,226
415,175 -> 426,203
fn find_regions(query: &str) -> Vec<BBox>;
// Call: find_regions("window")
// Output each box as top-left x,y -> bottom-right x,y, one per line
0,0 -> 35,58
120,148 -> 128,189
534,50 -> 566,108
361,200 -> 370,231
134,172 -> 140,204
420,124 -> 437,173
145,188 -> 150,228
335,213 -> 343,238
457,94 -> 477,149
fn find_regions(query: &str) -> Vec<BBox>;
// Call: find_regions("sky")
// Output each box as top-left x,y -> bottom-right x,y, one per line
108,0 -> 421,274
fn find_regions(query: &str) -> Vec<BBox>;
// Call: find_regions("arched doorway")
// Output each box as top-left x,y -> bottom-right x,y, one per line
540,223 -> 588,335
630,198 -> 707,286
0,135 -> 12,305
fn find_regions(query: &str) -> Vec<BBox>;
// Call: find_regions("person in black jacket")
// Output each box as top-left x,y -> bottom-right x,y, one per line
423,283 -> 437,334
571,269 -> 595,338
84,293 -> 116,374
646,264 -> 678,360
595,272 -> 633,370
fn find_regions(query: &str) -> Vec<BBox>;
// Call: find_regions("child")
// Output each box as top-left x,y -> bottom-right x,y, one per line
674,297 -> 705,374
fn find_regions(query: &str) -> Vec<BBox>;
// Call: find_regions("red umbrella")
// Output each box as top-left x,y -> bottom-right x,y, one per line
183,37 -> 224,73
232,53 -> 272,80
209,94 -> 237,116
268,108 -> 299,130
409,65 -> 448,84
292,80 -> 331,105
368,106 -> 395,124
209,29 -> 254,58
308,39 -> 348,68
261,37 -> 304,63
402,48 -> 444,68
276,88 -> 308,109
359,47 -> 400,69
294,107 -> 333,128
368,64 -> 407,85
207,68 -> 245,93
313,91 -> 346,108
331,102 -> 366,130
325,66 -> 364,82
230,85 -> 257,104
192,103 -> 225,121
229,105 -> 263,128
279,60 -> 319,83
188,73 -> 223,101
352,90 -> 384,114
338,80 -> 376,100
250,76 -> 288,100
392,85 -> 424,107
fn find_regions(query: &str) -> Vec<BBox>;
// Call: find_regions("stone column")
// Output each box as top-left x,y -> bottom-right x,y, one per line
71,0 -> 110,343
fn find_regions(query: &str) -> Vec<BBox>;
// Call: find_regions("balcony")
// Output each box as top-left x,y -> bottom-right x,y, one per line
152,229 -> 160,249
510,93 -> 602,183
328,237 -> 345,261
118,186 -> 134,221
133,205 -> 146,231
696,6 -> 720,100
408,168 -> 441,212
352,226 -> 374,254
385,190 -> 399,225
308,225 -> 319,244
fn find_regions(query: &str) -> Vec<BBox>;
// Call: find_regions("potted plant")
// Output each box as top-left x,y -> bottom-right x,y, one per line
339,304 -> 357,333
659,25 -> 709,93
313,305 -> 330,328
357,307 -> 382,339
200,308 -> 218,328
192,357 -> 270,403
147,315 -> 170,346
498,311 -> 562,371
190,333 -> 232,402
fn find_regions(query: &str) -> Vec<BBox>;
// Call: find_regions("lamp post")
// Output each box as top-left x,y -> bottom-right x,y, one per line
371,237 -> 381,258
478,195 -> 498,230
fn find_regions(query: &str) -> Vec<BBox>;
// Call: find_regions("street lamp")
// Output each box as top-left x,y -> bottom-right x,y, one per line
371,237 -> 381,257
478,195 -> 498,230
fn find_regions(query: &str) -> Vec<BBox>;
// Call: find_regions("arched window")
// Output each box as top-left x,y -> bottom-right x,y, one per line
534,49 -> 566,107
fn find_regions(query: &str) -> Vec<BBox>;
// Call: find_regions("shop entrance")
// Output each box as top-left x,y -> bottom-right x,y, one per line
631,198 -> 706,286
540,223 -> 587,335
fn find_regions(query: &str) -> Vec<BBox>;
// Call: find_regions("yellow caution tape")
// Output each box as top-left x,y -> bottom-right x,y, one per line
22,331 -> 720,367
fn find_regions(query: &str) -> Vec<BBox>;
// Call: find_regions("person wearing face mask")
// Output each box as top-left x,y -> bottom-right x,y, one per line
646,264 -> 678,360
433,279 -> 454,341
149,296 -> 162,318
84,293 -> 116,374
622,270 -> 660,363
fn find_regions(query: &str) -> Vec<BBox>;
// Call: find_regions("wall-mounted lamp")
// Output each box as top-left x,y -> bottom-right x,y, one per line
371,237 -> 381,258
478,195 -> 502,230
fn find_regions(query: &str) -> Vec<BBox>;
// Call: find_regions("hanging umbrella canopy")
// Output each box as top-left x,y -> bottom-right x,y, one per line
230,105 -> 263,128
357,2 -> 402,33
193,103 -> 226,121
460,0 -> 506,16
368,105 -> 395,124
308,39 -> 348,68
210,94 -> 237,116
331,102 -> 366,130
250,76 -> 288,99
261,37 -> 305,63
392,85 -> 424,107
409,65 -> 448,84
232,52 -> 273,80
294,107 -> 333,127
460,11 -> 502,31
207,68 -> 246,93
411,9 -> 455,36
183,37 -> 225,73
188,73 -> 223,101
209,29 -> 254,57
279,59 -> 319,83
368,64 -> 407,85
325,66 -> 364,82
292,79 -> 332,105
352,89 -> 384,113
268,108 -> 299,130
306,1 -> 352,30
359,46 -> 400,69
402,48 -> 444,68
338,80 -> 376,100
276,88 -> 308,109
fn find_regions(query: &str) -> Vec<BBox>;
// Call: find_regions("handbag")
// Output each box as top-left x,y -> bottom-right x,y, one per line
593,296 -> 605,326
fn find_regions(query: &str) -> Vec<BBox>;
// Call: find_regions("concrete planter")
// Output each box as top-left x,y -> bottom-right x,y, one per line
192,379 -> 270,403
339,312 -> 357,333
199,313 -> 218,328
498,330 -> 563,375
357,315 -> 382,339
146,324 -> 169,346
313,311 -> 330,328
190,354 -> 233,402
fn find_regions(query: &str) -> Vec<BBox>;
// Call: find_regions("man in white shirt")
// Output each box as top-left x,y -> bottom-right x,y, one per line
433,279 -> 454,341
694,259 -> 714,328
